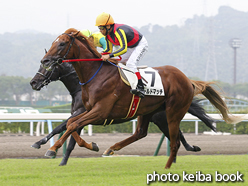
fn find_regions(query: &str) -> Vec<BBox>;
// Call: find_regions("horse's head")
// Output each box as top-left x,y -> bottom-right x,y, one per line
39,28 -> 100,72
32,28 -> 102,90
30,28 -> 80,90
40,29 -> 80,71
30,57 -> 76,90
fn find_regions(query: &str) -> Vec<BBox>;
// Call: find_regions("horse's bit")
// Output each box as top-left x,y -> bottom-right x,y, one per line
37,67 -> 76,88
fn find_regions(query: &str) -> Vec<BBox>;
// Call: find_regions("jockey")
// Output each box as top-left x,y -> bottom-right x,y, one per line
95,12 -> 148,98
80,29 -> 107,50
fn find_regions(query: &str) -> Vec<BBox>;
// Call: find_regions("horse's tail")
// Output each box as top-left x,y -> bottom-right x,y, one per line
190,80 -> 243,124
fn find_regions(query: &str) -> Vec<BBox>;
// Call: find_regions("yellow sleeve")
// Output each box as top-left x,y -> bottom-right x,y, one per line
111,29 -> 127,57
103,37 -> 113,54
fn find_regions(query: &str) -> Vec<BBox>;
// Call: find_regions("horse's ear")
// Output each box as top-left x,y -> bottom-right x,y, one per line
44,48 -> 47,54
74,31 -> 86,40
74,31 -> 80,37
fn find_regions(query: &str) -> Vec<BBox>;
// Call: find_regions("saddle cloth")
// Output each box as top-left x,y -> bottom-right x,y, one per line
118,63 -> 165,96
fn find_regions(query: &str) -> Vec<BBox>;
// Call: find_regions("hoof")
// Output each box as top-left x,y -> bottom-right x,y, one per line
102,148 -> 114,156
31,143 -> 41,149
193,145 -> 201,152
91,142 -> 99,152
45,150 -> 56,157
59,162 -> 67,166
59,163 -> 66,166
173,157 -> 177,163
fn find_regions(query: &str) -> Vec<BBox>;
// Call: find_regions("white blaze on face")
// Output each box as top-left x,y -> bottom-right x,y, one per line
54,38 -> 60,42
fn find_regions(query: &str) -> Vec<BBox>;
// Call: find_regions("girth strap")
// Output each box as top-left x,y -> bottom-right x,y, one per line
124,95 -> 141,119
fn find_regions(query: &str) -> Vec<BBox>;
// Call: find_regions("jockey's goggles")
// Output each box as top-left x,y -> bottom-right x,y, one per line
98,26 -> 106,30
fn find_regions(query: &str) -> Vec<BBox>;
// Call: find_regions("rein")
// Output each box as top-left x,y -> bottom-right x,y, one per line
78,61 -> 104,86
63,58 -> 102,62
45,32 -> 121,86
63,55 -> 121,86
63,58 -> 121,86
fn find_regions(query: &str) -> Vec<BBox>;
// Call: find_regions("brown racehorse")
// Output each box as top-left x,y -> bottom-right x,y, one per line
42,28 -> 241,169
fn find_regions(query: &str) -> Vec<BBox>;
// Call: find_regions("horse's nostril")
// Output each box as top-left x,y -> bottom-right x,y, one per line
30,80 -> 36,87
42,59 -> 50,63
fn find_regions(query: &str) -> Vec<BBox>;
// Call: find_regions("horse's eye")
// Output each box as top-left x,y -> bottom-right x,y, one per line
59,42 -> 65,46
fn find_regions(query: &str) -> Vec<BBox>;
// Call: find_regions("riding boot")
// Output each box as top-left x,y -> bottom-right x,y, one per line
130,72 -> 145,98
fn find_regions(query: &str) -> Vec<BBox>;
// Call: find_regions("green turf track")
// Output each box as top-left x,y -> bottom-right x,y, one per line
0,155 -> 247,186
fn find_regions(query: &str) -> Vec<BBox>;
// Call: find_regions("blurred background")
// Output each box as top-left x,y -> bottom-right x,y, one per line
1,1 -> 248,134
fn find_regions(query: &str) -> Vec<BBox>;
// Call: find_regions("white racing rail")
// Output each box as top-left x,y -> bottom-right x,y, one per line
0,113 -> 247,147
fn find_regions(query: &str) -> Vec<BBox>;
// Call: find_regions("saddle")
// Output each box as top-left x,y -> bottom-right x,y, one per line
117,63 -> 165,96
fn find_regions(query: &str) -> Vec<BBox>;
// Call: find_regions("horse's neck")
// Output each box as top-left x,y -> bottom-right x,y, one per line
59,71 -> 81,96
73,60 -> 116,88
73,39 -> 118,89
73,59 -> 101,85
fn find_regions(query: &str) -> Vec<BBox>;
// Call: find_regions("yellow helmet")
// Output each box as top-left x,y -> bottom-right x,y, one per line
95,12 -> 114,26
80,29 -> 93,37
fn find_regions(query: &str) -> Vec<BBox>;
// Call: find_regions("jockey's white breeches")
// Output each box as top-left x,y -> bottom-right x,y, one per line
119,36 -> 148,73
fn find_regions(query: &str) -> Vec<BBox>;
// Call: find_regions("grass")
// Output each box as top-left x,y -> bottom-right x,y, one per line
0,155 -> 247,186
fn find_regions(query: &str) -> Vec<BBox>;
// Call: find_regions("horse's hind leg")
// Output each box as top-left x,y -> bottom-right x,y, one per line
188,100 -> 217,132
179,130 -> 200,152
164,118 -> 180,169
103,114 -> 152,156
151,111 -> 200,152
165,98 -> 192,168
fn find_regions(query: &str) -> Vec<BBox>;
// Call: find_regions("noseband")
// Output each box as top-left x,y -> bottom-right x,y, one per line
36,64 -> 77,88
36,67 -> 55,86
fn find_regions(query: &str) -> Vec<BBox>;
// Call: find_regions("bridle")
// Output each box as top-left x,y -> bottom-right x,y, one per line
36,66 -> 56,87
36,64 -> 77,88
40,32 -> 121,86
42,33 -> 79,71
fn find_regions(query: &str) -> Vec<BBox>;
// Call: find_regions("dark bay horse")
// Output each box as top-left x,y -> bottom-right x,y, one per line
30,56 -> 217,166
41,28 -> 241,168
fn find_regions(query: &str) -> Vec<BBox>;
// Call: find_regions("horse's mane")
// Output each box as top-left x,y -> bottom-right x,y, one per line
64,28 -> 101,59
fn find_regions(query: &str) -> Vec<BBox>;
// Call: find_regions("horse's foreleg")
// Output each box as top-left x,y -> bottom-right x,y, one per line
71,130 -> 99,151
37,112 -> 86,150
66,111 -> 88,127
46,104 -> 111,157
68,100 -> 119,151
45,111 -> 88,157
31,120 -> 67,149
59,128 -> 80,166
59,111 -> 88,165
45,127 -> 74,157
103,114 -> 151,156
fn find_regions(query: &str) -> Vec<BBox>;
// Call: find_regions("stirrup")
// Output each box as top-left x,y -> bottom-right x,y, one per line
130,88 -> 145,98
